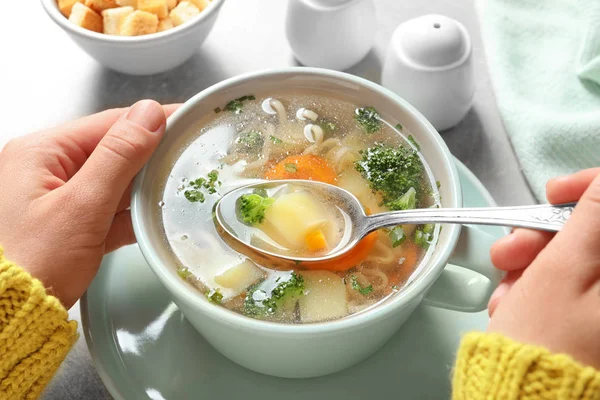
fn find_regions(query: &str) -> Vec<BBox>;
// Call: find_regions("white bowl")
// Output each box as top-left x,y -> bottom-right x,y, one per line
131,68 -> 500,378
41,0 -> 226,75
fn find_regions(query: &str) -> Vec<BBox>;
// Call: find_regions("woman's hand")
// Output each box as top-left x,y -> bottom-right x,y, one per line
486,168 -> 600,369
0,100 -> 178,309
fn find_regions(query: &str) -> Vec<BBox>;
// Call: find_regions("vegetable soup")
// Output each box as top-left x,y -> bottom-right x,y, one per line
158,92 -> 440,323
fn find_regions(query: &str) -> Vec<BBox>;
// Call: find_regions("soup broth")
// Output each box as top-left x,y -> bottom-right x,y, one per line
159,92 -> 440,323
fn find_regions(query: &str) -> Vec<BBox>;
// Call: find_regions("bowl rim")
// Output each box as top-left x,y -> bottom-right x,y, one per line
131,67 -> 463,335
40,0 -> 226,45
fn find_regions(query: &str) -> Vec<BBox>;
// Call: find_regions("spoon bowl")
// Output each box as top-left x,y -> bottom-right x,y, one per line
216,179 -> 576,262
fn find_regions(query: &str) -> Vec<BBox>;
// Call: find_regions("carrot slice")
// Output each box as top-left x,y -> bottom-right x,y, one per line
264,154 -> 337,184
388,243 -> 420,288
302,230 -> 378,272
305,229 -> 328,252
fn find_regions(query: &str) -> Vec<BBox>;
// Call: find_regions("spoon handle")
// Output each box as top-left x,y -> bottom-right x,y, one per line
365,203 -> 576,233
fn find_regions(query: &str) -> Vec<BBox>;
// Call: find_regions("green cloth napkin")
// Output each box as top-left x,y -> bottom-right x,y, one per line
476,0 -> 600,201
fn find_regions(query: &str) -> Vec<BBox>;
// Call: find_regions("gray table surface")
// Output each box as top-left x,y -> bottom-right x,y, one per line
0,0 -> 535,398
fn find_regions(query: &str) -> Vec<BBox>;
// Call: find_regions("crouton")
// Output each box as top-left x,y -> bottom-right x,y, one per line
102,6 -> 134,35
69,2 -> 103,32
157,17 -> 173,32
58,0 -> 81,17
115,0 -> 136,6
166,0 -> 177,10
169,1 -> 199,27
137,0 -> 168,19
189,0 -> 209,11
84,0 -> 117,12
120,10 -> 158,35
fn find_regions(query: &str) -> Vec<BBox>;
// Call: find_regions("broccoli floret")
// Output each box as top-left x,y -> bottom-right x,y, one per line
388,226 -> 406,248
385,187 -> 417,211
244,272 -> 305,317
236,130 -> 264,153
237,193 -> 275,225
355,144 -> 424,210
355,106 -> 382,133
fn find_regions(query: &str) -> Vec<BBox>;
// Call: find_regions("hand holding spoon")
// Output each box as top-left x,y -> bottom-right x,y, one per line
215,180 -> 575,262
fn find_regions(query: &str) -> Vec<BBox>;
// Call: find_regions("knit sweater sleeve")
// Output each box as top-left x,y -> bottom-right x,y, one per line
453,332 -> 600,400
0,248 -> 78,399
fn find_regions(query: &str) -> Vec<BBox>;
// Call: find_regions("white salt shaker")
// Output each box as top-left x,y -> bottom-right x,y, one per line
285,0 -> 377,71
382,15 -> 475,131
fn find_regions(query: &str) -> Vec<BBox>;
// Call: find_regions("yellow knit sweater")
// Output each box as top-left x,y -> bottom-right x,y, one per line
0,249 -> 78,399
0,249 -> 599,399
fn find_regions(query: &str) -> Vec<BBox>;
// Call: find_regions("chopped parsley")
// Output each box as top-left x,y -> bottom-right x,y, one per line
183,170 -> 221,203
224,94 -> 256,114
284,163 -> 297,173
389,226 -> 406,248
236,130 -> 264,153
269,135 -> 283,144
214,107 -> 222,113
407,135 -> 420,151
351,275 -> 373,295
318,120 -> 337,133
355,106 -> 382,133
436,180 -> 441,189
395,123 -> 403,131
177,267 -> 192,280
206,288 -> 223,304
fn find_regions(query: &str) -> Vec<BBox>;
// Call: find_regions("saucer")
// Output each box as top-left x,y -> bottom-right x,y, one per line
81,158 -> 508,400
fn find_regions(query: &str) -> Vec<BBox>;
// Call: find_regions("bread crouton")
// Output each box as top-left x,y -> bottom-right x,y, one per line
115,0 -> 136,6
137,0 -> 168,19
84,0 -> 117,12
169,1 -> 199,27
166,0 -> 177,10
58,0 -> 81,17
69,2 -> 103,32
157,17 -> 174,32
189,0 -> 209,11
102,6 -> 134,35
120,10 -> 158,35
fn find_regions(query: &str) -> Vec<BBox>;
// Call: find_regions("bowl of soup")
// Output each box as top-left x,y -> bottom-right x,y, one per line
131,68 -> 485,378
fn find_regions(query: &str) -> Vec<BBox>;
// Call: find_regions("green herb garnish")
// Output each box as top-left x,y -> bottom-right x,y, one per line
407,135 -> 420,151
436,181 -> 441,189
214,107 -> 222,113
183,170 -> 221,203
236,130 -> 264,152
414,229 -> 432,249
284,163 -> 297,173
224,94 -> 256,114
206,288 -> 223,304
351,275 -> 373,295
395,123 -> 403,131
269,135 -> 283,144
184,189 -> 205,203
389,226 -> 406,248
177,267 -> 192,280
355,106 -> 382,133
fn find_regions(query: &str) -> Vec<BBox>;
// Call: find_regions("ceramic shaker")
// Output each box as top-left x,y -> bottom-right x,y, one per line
381,14 -> 475,131
285,0 -> 377,71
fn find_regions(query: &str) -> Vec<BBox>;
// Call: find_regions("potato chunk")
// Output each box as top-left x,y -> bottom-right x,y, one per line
189,0 -> 210,11
215,260 -> 265,292
299,271 -> 348,322
58,0 -> 81,17
69,2 -> 103,33
157,17 -> 174,32
263,191 -> 330,249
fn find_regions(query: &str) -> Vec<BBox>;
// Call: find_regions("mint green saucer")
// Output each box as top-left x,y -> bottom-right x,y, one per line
81,159 -> 508,400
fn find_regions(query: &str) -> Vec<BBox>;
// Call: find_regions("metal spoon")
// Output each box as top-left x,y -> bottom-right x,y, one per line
215,179 -> 575,262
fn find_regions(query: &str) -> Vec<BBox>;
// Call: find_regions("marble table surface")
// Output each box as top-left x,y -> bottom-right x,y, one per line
0,0 -> 535,398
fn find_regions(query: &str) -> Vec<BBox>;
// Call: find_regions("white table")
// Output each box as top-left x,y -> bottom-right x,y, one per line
0,0 -> 535,398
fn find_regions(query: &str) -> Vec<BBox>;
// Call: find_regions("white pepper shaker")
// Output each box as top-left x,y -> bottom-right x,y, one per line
381,15 -> 475,131
285,0 -> 377,71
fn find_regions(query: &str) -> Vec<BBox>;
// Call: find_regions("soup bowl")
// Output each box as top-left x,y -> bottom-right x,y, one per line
131,68 -> 500,378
